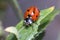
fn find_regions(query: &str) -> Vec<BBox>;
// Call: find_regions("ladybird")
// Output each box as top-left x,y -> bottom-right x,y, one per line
24,6 -> 40,25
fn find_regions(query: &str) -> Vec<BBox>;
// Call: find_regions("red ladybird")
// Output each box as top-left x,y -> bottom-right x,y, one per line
24,6 -> 40,25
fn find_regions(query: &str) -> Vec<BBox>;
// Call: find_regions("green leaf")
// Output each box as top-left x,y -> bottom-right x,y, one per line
32,31 -> 45,40
33,8 -> 59,40
5,26 -> 20,40
6,34 -> 17,40
17,6 -> 55,40
38,9 -> 59,32
16,20 -> 23,30
6,6 -> 60,40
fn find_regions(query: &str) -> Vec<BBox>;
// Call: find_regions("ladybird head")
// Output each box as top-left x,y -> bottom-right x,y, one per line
24,17 -> 33,25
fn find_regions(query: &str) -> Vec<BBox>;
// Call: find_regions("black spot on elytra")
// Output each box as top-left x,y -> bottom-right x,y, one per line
27,9 -> 29,12
36,15 -> 38,17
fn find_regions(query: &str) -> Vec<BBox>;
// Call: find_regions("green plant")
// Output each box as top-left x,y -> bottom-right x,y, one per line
5,6 -> 60,40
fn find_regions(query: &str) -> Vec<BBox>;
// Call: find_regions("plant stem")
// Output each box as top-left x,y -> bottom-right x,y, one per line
7,0 -> 23,20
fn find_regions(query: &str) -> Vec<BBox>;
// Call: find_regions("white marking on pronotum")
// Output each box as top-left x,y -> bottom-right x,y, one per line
28,19 -> 32,24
